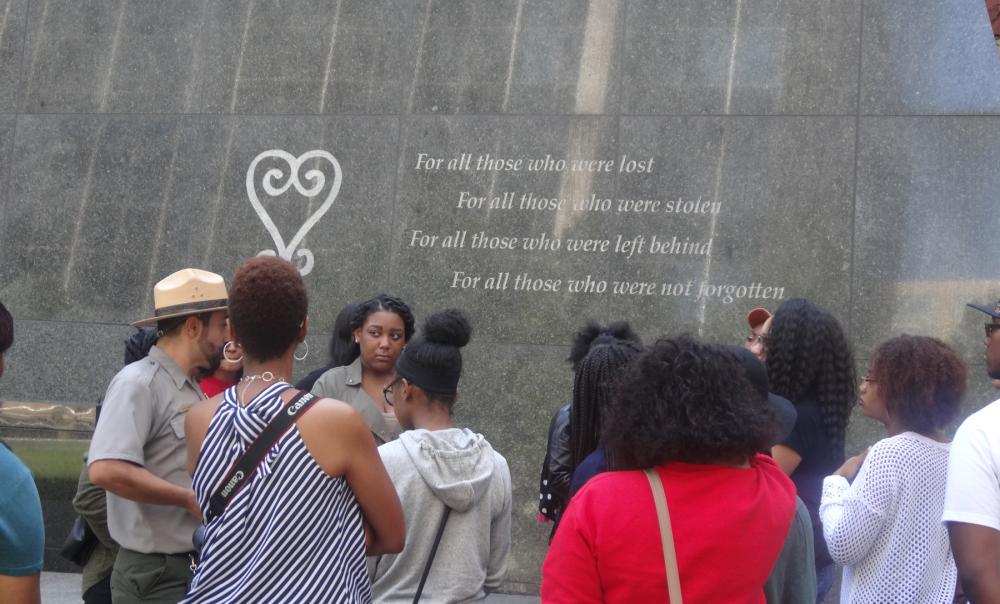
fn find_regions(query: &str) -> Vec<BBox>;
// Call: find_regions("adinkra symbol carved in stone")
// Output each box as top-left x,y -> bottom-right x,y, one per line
246,149 -> 342,276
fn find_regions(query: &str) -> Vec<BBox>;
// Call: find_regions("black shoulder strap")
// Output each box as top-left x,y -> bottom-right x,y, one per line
413,505 -> 451,604
206,389 -> 320,522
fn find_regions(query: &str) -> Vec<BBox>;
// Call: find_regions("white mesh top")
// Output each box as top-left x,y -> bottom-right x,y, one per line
820,432 -> 956,604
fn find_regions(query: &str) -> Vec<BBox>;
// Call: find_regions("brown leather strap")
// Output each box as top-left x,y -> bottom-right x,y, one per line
645,468 -> 683,603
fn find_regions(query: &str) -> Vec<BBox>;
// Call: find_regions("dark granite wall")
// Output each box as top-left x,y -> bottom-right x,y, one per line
1,0 -> 1000,594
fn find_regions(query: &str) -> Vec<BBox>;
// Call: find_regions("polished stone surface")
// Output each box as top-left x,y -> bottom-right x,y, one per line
0,0 -> 26,113
455,341 -> 572,589
861,0 -> 1000,114
0,115 -> 398,326
2,0 -> 1000,596
622,0 -> 861,115
609,115 -> 855,340
853,117 -> 1000,358
391,115 -> 619,344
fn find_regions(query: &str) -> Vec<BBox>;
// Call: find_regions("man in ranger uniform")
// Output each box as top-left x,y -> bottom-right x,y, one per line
89,269 -> 228,603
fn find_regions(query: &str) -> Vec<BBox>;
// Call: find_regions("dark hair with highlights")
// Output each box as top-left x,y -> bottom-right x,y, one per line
869,335 -> 966,434
0,302 -> 12,355
603,335 -> 775,469
765,298 -> 856,459
228,257 -> 308,361
350,294 -> 415,344
569,332 -> 642,471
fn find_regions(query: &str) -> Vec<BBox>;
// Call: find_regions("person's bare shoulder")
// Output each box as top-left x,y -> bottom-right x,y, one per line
186,394 -> 224,436
298,397 -> 373,475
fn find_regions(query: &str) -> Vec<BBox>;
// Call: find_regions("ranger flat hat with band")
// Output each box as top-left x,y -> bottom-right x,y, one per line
968,299 -> 1000,319
132,268 -> 228,327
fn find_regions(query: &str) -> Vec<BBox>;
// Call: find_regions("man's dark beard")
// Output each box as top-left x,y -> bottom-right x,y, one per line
198,344 -> 224,378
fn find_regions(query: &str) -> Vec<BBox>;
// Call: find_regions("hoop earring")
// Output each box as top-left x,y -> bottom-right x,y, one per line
223,341 -> 244,363
294,339 -> 309,361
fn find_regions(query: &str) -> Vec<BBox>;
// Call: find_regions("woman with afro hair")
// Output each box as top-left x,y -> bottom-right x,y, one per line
765,298 -> 857,602
542,336 -> 796,603
820,335 -> 966,603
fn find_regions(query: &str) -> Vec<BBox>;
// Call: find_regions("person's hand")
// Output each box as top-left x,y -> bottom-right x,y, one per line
834,448 -> 869,481
185,489 -> 203,521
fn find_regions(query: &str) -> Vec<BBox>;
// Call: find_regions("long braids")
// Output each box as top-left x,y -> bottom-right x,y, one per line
569,338 -> 642,473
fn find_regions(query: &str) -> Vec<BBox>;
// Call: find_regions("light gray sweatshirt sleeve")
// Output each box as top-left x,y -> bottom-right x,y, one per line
486,452 -> 513,591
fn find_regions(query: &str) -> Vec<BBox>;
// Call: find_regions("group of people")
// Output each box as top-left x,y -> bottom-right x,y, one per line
0,258 -> 512,604
536,298 -> 1000,603
5,262 -> 1000,603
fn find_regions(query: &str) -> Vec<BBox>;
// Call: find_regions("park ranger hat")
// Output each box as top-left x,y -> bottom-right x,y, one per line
967,298 -> 1000,319
132,268 -> 228,327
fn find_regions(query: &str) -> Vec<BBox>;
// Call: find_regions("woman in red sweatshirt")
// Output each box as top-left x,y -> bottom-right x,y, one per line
542,335 -> 796,603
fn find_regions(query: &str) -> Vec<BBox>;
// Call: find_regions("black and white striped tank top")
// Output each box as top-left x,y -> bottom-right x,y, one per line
182,382 -> 370,603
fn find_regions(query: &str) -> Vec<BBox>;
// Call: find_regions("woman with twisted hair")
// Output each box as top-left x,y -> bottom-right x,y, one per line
765,298 -> 857,602
312,294 -> 416,444
820,335 -> 966,602
542,336 -> 796,603
183,257 -> 404,602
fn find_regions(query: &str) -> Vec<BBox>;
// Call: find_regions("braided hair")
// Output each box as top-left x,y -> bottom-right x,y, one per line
569,329 -> 642,472
567,321 -> 641,372
765,298 -> 856,459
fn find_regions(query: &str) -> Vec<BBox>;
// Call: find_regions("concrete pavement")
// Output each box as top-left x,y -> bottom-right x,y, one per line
40,572 -> 541,603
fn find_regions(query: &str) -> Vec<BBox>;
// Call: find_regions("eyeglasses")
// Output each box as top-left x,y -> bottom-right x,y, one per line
985,323 -> 1000,339
383,377 -> 404,407
745,334 -> 768,347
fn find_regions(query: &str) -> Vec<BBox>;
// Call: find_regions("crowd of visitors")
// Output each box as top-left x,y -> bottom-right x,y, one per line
5,260 -> 1000,603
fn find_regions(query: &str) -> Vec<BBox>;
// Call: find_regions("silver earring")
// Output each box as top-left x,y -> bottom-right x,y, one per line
223,341 -> 244,363
294,339 -> 309,361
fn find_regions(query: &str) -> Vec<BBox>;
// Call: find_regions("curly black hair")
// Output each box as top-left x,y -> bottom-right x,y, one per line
869,335 -> 966,434
228,256 -> 308,362
603,335 -> 775,469
567,320 -> 641,372
350,294 -> 416,345
0,302 -> 12,355
765,298 -> 856,458
569,337 -> 642,471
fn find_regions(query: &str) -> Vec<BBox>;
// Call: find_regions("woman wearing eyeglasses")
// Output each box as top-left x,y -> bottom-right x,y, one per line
371,309 -> 512,604
820,335 -> 966,603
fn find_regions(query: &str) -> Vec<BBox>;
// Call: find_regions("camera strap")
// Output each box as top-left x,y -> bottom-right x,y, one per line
206,388 -> 319,522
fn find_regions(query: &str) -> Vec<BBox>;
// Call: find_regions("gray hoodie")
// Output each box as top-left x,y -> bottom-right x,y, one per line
371,428 -> 512,604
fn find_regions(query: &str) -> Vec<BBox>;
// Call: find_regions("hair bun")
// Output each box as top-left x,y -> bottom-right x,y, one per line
422,309 -> 472,347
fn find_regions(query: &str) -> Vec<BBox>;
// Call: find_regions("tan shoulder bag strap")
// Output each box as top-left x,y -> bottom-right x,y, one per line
644,468 -> 683,603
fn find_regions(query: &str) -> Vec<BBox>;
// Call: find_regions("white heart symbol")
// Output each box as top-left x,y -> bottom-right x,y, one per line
246,149 -> 342,276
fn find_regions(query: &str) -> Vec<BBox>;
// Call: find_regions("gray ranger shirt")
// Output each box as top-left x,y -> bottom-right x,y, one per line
88,345 -> 203,554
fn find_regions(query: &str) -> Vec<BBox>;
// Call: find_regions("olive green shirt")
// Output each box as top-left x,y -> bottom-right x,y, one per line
87,345 -> 203,554
311,357 -> 402,444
